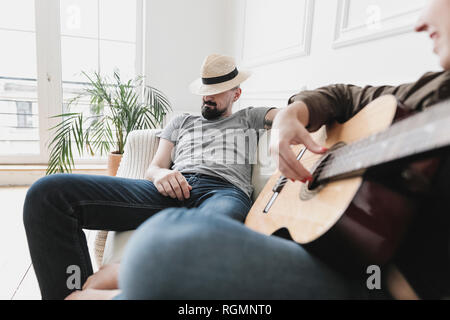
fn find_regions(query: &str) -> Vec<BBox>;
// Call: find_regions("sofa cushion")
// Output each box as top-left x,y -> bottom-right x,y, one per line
251,130 -> 276,200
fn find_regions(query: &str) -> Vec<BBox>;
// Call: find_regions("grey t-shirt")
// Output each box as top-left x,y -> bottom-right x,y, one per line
157,107 -> 275,198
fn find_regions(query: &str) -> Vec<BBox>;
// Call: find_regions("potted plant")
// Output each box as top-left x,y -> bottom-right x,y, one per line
46,71 -> 171,175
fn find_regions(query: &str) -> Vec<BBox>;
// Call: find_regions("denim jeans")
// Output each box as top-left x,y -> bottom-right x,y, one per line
116,207 -> 389,300
23,172 -> 252,300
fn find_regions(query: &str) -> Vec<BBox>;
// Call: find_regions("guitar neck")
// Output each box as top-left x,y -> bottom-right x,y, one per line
317,99 -> 450,183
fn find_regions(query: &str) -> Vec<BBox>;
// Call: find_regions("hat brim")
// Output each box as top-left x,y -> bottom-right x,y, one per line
189,70 -> 251,96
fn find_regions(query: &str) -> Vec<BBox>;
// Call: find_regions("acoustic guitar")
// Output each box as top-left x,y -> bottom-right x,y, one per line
245,95 -> 449,273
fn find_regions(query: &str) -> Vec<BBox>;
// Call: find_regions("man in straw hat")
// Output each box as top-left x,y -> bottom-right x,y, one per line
146,53 -> 294,206
66,0 -> 450,300
24,53 -> 289,300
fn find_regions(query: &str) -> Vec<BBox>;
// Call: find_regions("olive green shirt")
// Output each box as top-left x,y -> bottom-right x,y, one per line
289,71 -> 450,132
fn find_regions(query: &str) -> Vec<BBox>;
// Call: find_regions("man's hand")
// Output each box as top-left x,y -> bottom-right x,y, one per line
82,263 -> 120,290
153,168 -> 192,201
144,138 -> 192,201
65,289 -> 121,300
270,101 -> 327,182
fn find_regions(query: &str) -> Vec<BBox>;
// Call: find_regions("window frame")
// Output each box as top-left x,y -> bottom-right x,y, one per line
0,0 -> 145,165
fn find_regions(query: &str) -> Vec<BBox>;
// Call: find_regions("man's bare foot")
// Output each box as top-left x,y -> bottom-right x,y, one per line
82,263 -> 120,290
65,289 -> 121,300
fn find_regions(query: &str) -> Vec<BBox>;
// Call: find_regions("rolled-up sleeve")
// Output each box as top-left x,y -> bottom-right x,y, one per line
288,84 -> 405,132
286,80 -> 432,132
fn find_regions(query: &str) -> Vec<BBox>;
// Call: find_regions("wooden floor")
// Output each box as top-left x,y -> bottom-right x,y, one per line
0,186 -> 98,300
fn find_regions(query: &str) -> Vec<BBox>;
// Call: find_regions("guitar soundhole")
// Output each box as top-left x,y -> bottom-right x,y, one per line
299,182 -> 321,201
299,142 -> 346,201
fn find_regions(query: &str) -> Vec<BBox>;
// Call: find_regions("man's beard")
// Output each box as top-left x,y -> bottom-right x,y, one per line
201,101 -> 226,120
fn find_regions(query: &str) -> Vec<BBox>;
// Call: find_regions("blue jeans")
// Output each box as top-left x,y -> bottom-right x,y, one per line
116,207 -> 388,300
23,172 -> 251,300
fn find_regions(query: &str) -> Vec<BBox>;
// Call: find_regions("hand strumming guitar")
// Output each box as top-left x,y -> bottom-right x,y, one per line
270,101 -> 328,182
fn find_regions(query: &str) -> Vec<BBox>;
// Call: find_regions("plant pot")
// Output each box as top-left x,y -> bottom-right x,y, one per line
107,152 -> 123,176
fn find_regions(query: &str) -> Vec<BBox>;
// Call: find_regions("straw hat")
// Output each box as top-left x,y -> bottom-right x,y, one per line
189,54 -> 251,96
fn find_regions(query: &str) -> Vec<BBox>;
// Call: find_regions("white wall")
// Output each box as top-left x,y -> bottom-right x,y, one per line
145,0 -> 442,116
233,0 -> 442,110
144,0 -> 240,115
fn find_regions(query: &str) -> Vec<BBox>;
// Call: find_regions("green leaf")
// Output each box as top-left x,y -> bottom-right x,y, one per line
46,70 -> 172,173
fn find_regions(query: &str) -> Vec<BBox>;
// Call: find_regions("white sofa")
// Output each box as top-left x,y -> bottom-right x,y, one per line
96,128 -> 276,266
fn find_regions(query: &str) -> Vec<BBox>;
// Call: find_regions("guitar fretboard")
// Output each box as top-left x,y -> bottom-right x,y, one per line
317,99 -> 450,183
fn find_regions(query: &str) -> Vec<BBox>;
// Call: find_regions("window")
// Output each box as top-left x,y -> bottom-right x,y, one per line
16,101 -> 33,128
59,0 -> 142,161
0,0 -> 39,156
0,0 -> 144,164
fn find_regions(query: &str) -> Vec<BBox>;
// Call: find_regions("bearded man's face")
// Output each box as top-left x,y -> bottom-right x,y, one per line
201,88 -> 240,120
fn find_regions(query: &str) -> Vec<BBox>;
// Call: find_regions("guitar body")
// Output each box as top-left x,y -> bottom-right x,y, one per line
245,95 -> 419,270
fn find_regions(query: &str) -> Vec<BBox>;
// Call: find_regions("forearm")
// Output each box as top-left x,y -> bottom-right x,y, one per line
273,101 -> 310,128
288,101 -> 310,126
288,83 -> 416,132
144,164 -> 170,182
288,72 -> 442,132
288,84 -> 357,132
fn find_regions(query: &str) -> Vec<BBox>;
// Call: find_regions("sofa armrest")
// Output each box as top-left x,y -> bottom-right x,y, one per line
94,129 -> 161,268
116,129 -> 162,179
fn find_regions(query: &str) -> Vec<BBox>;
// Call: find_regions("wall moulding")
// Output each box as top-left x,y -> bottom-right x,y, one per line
241,0 -> 315,68
237,88 -> 307,110
333,0 -> 426,49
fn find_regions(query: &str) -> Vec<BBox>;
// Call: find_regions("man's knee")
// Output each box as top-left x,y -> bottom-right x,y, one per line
199,192 -> 251,222
23,174 -> 72,228
118,207 -> 225,299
